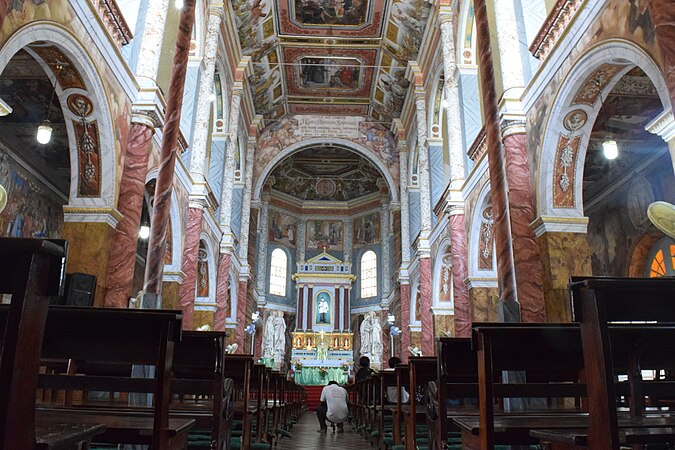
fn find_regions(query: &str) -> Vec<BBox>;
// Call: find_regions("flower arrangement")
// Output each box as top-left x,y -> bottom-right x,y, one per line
319,367 -> 328,377
294,360 -> 303,370
341,362 -> 350,371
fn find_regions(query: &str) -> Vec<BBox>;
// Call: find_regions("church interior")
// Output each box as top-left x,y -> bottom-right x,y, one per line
0,0 -> 674,448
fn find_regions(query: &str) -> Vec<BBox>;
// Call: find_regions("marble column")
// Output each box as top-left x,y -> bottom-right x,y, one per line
62,212 -> 119,307
502,130 -> 545,322
414,92 -> 433,238
189,4 -> 225,184
143,0 -> 197,297
342,218 -> 352,263
439,10 -> 467,192
380,201 -> 392,300
306,286 -> 314,330
297,285 -> 304,329
473,0 -> 519,315
492,0 -> 525,93
220,87 -> 243,237
177,202 -> 206,330
255,197 -> 270,295
214,252 -> 231,331
135,0 -> 169,83
236,278 -> 249,352
449,212 -> 471,336
645,0 -> 675,111
238,135 -> 258,263
296,219 -> 307,263
419,258 -> 434,355
533,218 -> 592,322
339,286 -> 345,331
344,287 -> 350,331
334,285 -> 341,328
399,282 -> 411,363
104,115 -> 157,308
397,141 -> 411,263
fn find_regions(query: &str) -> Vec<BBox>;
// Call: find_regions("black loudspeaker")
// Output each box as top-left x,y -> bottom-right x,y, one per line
64,273 -> 96,307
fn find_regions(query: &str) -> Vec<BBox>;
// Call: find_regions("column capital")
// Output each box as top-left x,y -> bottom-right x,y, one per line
207,2 -> 225,17
531,215 -> 589,237
438,8 -> 454,24
131,107 -> 163,129
500,119 -> 527,137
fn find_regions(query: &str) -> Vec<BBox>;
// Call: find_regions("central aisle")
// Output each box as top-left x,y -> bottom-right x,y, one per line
276,413 -> 365,449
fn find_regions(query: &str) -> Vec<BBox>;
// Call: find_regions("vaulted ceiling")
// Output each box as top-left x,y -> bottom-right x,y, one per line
231,0 -> 431,124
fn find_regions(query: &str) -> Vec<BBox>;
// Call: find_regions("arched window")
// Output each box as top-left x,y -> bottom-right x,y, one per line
269,248 -> 287,296
646,237 -> 675,278
361,250 -> 377,298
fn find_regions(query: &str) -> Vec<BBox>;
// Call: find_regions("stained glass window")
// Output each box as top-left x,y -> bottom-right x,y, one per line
361,250 -> 377,298
269,248 -> 287,296
646,238 -> 675,278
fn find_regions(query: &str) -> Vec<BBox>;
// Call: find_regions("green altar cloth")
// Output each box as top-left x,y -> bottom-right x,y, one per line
294,367 -> 348,385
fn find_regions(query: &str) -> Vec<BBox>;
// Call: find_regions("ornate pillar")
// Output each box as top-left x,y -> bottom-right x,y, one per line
238,129 -> 260,266
177,201 -> 206,330
342,218 -> 352,263
135,0 -> 169,84
306,286 -> 314,330
412,74 -> 434,355
645,0 -> 675,111
380,199 -> 392,303
533,218 -> 592,322
399,283 -> 411,363
62,210 -> 120,307
239,277 -> 252,353
214,252 -> 231,331
143,0 -> 197,299
297,285 -> 304,330
472,0 -> 519,321
344,287 -> 350,331
492,0 -> 525,93
297,219 -> 307,263
646,109 -> 675,174
255,196 -> 270,297
104,114 -> 158,307
220,85 -> 243,239
339,286 -> 345,331
188,3 -> 225,184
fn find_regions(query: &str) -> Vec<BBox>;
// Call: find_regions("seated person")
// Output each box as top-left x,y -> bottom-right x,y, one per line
384,356 -> 409,404
317,380 -> 349,433
354,356 -> 375,383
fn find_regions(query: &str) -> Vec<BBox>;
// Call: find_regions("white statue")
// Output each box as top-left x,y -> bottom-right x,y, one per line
370,313 -> 383,368
272,311 -> 286,358
360,312 -> 373,356
262,312 -> 276,358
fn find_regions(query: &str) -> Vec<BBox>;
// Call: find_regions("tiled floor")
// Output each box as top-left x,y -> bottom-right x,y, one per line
276,413 -> 366,449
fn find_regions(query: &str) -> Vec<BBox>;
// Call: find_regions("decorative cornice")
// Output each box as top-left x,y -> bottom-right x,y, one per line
95,0 -> 133,47
467,126 -> 487,162
531,215 -> 589,237
646,108 -> 675,142
529,0 -> 584,61
63,207 -> 122,228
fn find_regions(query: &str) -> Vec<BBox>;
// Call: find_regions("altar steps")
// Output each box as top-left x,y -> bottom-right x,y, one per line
305,385 -> 324,411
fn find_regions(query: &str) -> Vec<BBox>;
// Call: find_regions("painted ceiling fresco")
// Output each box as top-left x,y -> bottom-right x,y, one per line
269,146 -> 383,201
230,0 -> 431,123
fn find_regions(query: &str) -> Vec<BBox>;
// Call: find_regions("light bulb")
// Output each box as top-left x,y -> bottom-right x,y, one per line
602,139 -> 618,160
209,92 -> 217,102
139,225 -> 150,239
36,121 -> 52,144
174,0 -> 184,9
441,99 -> 450,108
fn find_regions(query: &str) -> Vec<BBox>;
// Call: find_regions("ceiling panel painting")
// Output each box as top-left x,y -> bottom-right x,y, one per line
283,47 -> 377,97
278,0 -> 386,37
288,104 -> 370,115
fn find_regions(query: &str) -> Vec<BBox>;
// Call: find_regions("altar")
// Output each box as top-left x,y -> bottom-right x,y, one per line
290,251 -> 356,385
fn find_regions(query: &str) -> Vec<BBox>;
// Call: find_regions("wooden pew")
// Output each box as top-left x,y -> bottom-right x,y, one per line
224,354 -> 253,450
405,357 -> 437,450
531,276 -> 675,449
171,330 -> 232,450
430,337 -> 479,450
453,323 -> 587,450
36,305 -> 194,449
0,238 -> 107,449
393,364 -> 410,447
376,368 -> 401,449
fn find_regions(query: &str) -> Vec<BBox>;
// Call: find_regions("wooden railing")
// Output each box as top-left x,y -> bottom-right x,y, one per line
529,0 -> 584,60
94,0 -> 133,47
